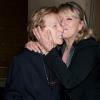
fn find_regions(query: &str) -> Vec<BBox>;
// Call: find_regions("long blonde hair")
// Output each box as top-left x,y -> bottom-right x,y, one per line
59,1 -> 96,42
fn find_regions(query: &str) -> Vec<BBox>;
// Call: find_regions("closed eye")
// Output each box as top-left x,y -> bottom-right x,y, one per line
52,24 -> 58,28
67,18 -> 72,20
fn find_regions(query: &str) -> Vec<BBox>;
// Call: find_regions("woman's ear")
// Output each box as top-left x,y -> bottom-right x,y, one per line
78,21 -> 84,31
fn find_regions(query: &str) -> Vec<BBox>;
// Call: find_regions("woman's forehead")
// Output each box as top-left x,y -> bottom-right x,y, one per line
43,13 -> 60,25
43,13 -> 59,21
59,9 -> 79,18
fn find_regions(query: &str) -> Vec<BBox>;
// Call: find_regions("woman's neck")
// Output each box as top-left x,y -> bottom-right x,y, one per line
62,37 -> 75,64
64,37 -> 74,49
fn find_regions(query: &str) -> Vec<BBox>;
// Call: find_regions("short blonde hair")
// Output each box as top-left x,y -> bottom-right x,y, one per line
27,6 -> 58,41
59,1 -> 96,42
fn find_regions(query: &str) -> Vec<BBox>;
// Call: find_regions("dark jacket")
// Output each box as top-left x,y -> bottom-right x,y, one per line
45,37 -> 100,100
5,48 -> 62,100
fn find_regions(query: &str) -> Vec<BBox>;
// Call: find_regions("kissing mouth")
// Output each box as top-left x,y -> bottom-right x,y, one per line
64,28 -> 68,30
58,35 -> 63,39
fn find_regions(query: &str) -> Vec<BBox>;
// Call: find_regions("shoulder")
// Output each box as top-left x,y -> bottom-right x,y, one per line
12,48 -> 43,63
75,37 -> 98,50
73,38 -> 98,61
9,48 -> 44,73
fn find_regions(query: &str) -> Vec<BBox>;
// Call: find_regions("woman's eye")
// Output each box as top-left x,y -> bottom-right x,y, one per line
67,18 -> 72,20
53,25 -> 57,28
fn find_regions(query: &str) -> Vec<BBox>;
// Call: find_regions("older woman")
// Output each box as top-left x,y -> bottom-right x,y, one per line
5,6 -> 64,100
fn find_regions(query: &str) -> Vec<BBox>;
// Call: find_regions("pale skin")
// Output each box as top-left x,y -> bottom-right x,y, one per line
59,10 -> 83,63
27,13 -> 63,54
26,10 -> 84,64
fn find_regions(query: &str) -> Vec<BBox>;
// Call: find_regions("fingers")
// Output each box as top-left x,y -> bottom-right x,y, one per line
25,41 -> 41,53
46,30 -> 54,42
33,26 -> 44,42
32,42 -> 41,53
33,27 -> 40,41
25,41 -> 34,51
32,26 -> 55,51
25,41 -> 48,54
36,43 -> 48,55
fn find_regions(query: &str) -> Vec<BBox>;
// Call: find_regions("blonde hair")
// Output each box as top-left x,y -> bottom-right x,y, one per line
59,1 -> 96,42
27,6 -> 58,41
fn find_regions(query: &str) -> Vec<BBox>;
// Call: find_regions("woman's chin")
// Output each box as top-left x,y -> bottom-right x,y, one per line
58,40 -> 63,45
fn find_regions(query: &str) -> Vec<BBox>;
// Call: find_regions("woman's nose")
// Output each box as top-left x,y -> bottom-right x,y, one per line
61,20 -> 65,26
59,25 -> 64,33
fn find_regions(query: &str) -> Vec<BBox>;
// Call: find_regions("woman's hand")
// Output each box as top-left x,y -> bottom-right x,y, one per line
25,41 -> 41,53
25,41 -> 49,55
33,26 -> 55,52
25,26 -> 56,55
